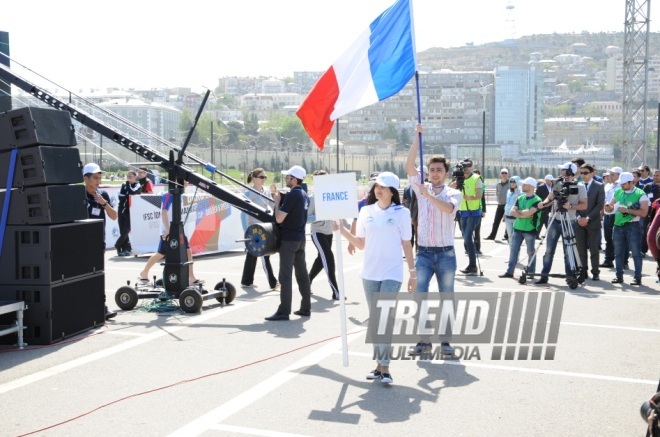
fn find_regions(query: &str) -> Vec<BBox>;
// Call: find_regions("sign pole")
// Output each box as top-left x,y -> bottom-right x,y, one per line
334,222 -> 349,366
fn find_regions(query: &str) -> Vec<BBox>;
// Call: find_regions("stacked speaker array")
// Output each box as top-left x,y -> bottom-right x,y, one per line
0,107 -> 106,345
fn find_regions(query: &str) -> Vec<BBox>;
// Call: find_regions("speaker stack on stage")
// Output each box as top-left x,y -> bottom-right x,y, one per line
0,107 -> 107,345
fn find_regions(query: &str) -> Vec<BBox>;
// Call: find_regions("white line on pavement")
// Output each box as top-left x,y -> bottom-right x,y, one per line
0,301 -> 249,395
342,351 -> 658,386
167,328 -> 366,437
209,424 -> 311,437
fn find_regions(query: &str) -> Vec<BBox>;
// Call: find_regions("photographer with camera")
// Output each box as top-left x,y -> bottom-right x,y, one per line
450,158 -> 482,275
641,382 -> 660,437
534,162 -> 588,285
605,172 -> 649,285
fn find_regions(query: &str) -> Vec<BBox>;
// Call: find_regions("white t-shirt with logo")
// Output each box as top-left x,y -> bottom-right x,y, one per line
355,203 -> 412,282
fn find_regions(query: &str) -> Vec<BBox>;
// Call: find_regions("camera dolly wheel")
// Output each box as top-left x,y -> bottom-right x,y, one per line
115,286 -> 138,311
179,287 -> 203,313
566,275 -> 579,290
518,271 -> 527,285
214,281 -> 237,305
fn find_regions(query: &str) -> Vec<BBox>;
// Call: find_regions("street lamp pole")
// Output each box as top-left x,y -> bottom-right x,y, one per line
210,121 -> 215,181
482,109 -> 486,175
657,103 -> 660,169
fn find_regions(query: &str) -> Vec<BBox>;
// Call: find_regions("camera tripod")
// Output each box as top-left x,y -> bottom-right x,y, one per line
518,200 -> 585,289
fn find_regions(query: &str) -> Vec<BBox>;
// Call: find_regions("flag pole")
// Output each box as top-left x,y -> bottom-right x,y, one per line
336,120 -> 340,173
414,71 -> 424,180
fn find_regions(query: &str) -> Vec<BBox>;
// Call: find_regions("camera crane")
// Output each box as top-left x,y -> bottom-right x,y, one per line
0,63 -> 277,312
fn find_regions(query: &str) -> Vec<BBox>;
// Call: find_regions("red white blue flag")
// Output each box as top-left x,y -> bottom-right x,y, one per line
297,0 -> 417,150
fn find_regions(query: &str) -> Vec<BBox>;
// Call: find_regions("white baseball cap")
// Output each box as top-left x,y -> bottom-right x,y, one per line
559,162 -> 578,174
83,163 -> 105,176
618,172 -> 634,184
375,171 -> 400,189
286,165 -> 306,180
416,165 -> 429,174
544,174 -> 554,181
610,166 -> 623,174
522,177 -> 537,187
501,168 -> 509,174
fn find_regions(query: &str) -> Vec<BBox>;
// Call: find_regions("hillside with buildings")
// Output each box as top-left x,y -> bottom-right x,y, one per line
12,32 -> 657,177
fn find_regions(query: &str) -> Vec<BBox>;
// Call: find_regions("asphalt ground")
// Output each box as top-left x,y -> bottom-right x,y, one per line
1,212 -> 659,437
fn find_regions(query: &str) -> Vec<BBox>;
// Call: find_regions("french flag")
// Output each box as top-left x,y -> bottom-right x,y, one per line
297,0 -> 417,150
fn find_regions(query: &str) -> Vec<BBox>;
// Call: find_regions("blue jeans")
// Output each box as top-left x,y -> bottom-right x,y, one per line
363,279 -> 402,366
414,248 -> 456,293
603,214 -> 615,263
613,222 -> 643,280
541,219 -> 576,276
505,217 -> 515,247
460,214 -> 481,267
414,248 -> 456,343
506,230 -> 537,275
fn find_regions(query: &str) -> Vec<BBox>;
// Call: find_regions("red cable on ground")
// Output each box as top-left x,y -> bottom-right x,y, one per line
16,328 -> 367,436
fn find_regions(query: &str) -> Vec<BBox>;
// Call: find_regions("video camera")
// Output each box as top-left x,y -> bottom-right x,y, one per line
452,159 -> 471,191
641,388 -> 660,437
552,177 -> 579,203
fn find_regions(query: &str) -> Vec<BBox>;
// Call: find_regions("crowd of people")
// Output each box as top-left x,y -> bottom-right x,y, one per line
487,158 -> 660,286
83,127 -> 660,385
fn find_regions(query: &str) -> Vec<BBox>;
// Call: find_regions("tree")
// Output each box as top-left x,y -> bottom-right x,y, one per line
225,121 -> 244,146
178,108 -> 194,144
244,113 -> 259,135
397,128 -> 411,151
381,122 -> 398,140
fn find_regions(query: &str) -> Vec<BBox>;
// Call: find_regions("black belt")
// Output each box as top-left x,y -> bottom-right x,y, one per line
417,245 -> 454,253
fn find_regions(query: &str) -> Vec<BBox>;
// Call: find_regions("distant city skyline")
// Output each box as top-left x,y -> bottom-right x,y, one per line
1,1 -> 627,91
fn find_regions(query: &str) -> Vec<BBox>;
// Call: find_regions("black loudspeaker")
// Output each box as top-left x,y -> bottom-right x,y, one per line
0,107 -> 76,150
0,273 -> 106,345
0,146 -> 83,188
0,185 -> 88,225
0,220 -> 104,285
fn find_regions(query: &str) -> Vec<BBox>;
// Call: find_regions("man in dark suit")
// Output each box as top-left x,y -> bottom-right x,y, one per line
575,164 -> 605,281
535,174 -> 554,232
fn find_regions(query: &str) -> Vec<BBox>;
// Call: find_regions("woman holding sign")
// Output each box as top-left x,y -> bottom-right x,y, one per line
240,168 -> 280,291
335,171 -> 415,385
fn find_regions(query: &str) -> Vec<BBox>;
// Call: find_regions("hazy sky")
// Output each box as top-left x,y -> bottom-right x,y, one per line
1,0 -> 628,91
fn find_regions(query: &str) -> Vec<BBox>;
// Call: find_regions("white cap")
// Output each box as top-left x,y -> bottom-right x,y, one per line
501,168 -> 509,174
603,171 -> 610,177
416,165 -> 429,174
522,177 -> 537,187
83,163 -> 104,176
375,171 -> 400,189
610,166 -> 623,174
544,174 -> 554,181
618,172 -> 634,184
286,165 -> 306,180
367,177 -> 377,190
559,162 -> 578,175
